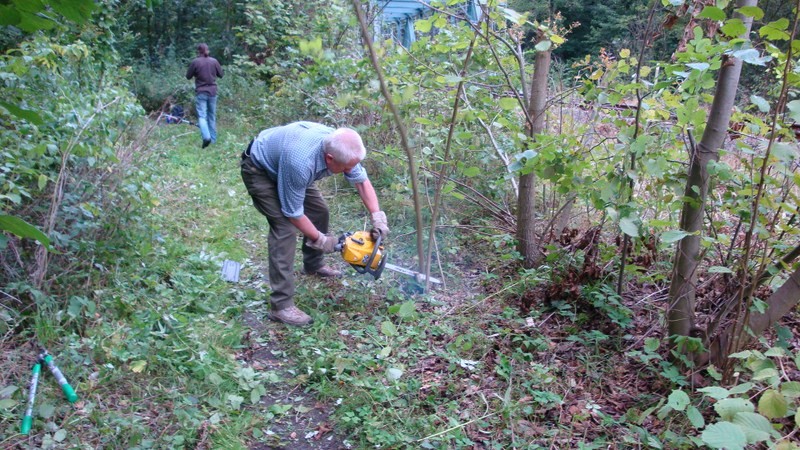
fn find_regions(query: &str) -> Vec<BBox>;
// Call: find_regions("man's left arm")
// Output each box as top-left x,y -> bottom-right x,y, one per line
354,179 -> 379,214
355,179 -> 389,237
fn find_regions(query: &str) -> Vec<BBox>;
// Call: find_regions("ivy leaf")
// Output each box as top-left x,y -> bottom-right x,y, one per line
698,6 -> 725,21
758,389 -> 787,419
721,19 -> 746,38
701,422 -> 747,450
759,18 -> 790,41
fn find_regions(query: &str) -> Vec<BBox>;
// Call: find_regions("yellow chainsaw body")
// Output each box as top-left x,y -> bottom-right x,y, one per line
341,231 -> 384,270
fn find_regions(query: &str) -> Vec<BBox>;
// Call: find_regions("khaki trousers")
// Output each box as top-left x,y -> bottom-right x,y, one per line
240,156 -> 329,311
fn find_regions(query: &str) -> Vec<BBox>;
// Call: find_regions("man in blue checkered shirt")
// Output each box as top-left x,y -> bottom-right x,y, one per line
241,122 -> 390,326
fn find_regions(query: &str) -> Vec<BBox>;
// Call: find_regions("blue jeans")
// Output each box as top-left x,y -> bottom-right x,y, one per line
195,92 -> 218,143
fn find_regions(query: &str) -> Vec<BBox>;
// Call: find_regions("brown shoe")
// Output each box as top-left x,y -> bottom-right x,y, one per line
267,305 -> 313,326
306,265 -> 342,278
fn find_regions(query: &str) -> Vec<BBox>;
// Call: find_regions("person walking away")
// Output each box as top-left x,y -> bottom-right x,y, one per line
240,122 -> 390,326
186,43 -> 223,148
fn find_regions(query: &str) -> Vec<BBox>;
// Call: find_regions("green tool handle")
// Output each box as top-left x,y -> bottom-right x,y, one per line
20,363 -> 41,435
42,355 -> 78,403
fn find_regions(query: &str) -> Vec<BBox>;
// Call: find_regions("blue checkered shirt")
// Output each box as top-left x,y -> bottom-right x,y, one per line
249,122 -> 368,218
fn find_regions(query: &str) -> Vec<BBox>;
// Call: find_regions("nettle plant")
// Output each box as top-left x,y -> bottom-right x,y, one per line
656,346 -> 800,449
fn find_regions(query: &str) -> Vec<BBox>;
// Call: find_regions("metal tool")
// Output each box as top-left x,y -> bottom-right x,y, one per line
20,349 -> 79,435
336,230 -> 442,284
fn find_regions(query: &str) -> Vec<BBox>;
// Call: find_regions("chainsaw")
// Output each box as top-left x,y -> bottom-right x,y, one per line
335,230 -> 441,284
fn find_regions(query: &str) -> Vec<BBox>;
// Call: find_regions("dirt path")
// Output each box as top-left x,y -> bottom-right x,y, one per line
238,308 -> 349,450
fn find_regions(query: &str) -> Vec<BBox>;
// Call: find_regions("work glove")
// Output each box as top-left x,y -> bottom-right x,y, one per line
308,233 -> 337,254
370,210 -> 390,238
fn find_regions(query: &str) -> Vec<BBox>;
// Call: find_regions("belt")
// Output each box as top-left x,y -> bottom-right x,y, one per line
242,139 -> 254,160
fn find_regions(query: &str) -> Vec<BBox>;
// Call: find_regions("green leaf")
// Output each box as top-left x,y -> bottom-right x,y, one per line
619,217 -> 640,237
701,422 -> 747,450
396,301 -> 416,319
668,389 -> 690,411
130,360 -> 147,373
708,266 -> 734,274
0,101 -> 44,125
715,398 -> 754,421
53,429 -> 67,442
750,95 -> 770,113
381,320 -> 398,337
698,386 -> 730,400
227,394 -> 244,410
661,230 -> 691,243
721,19 -> 746,38
757,389 -> 787,419
415,19 -> 432,33
686,62 -> 710,71
732,48 -> 769,66
737,6 -> 763,19
687,405 -> 705,429
535,40 -> 552,52
780,381 -> 800,399
644,337 -> 660,352
698,6 -> 725,21
0,215 -> 50,248
786,100 -> 800,123
0,6 -> 21,26
49,0 -> 96,23
772,143 -> 796,164
499,97 -> 518,110
38,403 -> 56,419
498,6 -> 526,25
462,166 -> 481,177
386,367 -> 403,380
759,18 -> 790,41
732,412 -> 775,443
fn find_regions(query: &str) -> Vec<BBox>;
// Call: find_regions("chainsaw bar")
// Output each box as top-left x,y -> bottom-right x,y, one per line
384,263 -> 442,285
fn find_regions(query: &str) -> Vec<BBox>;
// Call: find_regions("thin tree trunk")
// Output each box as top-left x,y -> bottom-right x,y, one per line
666,0 -> 757,342
351,0 -> 426,268
517,37 -> 550,268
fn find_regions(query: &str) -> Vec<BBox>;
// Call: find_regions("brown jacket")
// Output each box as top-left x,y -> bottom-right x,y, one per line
186,56 -> 223,96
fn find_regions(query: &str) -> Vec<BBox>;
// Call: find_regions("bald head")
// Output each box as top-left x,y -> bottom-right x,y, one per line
323,128 -> 366,164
